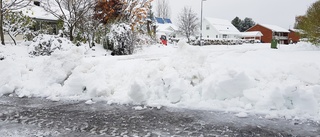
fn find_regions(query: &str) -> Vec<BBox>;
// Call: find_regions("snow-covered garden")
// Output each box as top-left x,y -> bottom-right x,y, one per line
1,40 -> 320,121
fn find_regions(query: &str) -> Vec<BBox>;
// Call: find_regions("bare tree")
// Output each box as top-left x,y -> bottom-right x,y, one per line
0,0 -> 31,45
78,7 -> 102,48
43,0 -> 96,42
156,0 -> 170,18
177,6 -> 198,43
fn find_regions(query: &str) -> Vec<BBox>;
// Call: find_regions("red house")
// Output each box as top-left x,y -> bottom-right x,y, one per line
288,29 -> 300,44
246,24 -> 290,44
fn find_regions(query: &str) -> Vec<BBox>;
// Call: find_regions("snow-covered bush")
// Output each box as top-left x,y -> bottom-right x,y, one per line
135,33 -> 156,46
28,34 -> 74,56
107,23 -> 135,55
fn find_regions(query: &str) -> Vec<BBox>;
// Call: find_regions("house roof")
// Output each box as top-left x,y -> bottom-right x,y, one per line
164,18 -> 172,24
260,24 -> 289,33
154,17 -> 176,34
204,17 -> 240,35
22,5 -> 59,21
155,17 -> 165,24
289,29 -> 302,32
156,23 -> 178,34
241,31 -> 263,37
154,17 -> 173,24
21,1 -> 70,22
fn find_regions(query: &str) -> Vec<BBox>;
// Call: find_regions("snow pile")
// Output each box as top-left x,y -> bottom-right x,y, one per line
0,47 -> 85,99
1,42 -> 320,120
28,34 -> 74,56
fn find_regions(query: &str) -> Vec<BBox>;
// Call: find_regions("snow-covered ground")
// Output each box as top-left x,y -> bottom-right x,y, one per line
1,41 -> 320,121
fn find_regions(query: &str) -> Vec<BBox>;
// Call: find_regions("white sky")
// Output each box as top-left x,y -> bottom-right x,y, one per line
153,0 -> 317,29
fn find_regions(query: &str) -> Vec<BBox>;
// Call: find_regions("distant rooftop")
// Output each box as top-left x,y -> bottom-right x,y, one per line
241,31 -> 263,37
204,17 -> 240,35
260,24 -> 289,33
154,17 -> 172,24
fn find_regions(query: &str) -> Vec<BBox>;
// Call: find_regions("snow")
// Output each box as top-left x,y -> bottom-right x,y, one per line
1,40 -> 320,121
260,24 -> 290,33
241,31 -> 263,37
157,24 -> 178,32
235,112 -> 248,118
85,99 -> 95,104
133,106 -> 147,110
21,5 -> 58,21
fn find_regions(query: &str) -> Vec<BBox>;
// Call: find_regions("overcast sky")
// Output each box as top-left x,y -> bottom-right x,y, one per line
152,0 -> 317,29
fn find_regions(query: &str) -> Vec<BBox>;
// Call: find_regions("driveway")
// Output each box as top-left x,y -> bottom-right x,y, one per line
0,96 -> 319,137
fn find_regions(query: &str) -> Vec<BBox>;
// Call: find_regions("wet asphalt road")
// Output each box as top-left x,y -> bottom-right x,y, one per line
0,96 -> 319,137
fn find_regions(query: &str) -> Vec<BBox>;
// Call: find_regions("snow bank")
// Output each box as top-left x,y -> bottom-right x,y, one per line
1,42 -> 320,120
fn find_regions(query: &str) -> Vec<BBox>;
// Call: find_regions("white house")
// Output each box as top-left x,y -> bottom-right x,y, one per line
154,17 -> 178,39
202,17 -> 241,39
4,1 -> 61,44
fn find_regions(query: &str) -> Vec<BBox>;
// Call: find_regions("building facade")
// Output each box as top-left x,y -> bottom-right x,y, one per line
246,24 -> 290,44
288,29 -> 300,44
202,17 -> 240,39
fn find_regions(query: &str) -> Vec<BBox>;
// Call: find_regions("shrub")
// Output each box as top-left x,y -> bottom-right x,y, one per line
28,34 -> 74,56
107,23 -> 135,55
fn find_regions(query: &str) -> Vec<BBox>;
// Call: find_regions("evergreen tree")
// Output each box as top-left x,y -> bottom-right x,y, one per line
241,17 -> 255,32
231,17 -> 242,31
231,17 -> 256,32
297,0 -> 320,45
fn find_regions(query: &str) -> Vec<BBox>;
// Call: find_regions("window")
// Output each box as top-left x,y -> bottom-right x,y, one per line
206,25 -> 210,30
223,34 -> 228,38
216,35 -> 218,38
34,1 -> 40,6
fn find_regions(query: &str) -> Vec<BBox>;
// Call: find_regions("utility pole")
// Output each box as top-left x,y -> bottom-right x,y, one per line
0,0 -> 4,45
200,0 -> 206,46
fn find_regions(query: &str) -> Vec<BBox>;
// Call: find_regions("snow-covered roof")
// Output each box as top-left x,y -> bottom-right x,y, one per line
22,5 -> 59,21
156,24 -> 178,34
260,24 -> 289,33
19,1 -> 69,22
204,17 -> 240,35
241,31 -> 263,37
289,29 -> 302,33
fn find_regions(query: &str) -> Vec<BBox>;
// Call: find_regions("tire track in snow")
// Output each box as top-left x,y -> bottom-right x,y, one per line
0,96 -> 319,137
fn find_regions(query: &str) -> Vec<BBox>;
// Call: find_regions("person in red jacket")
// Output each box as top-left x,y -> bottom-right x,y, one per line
160,35 -> 167,46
